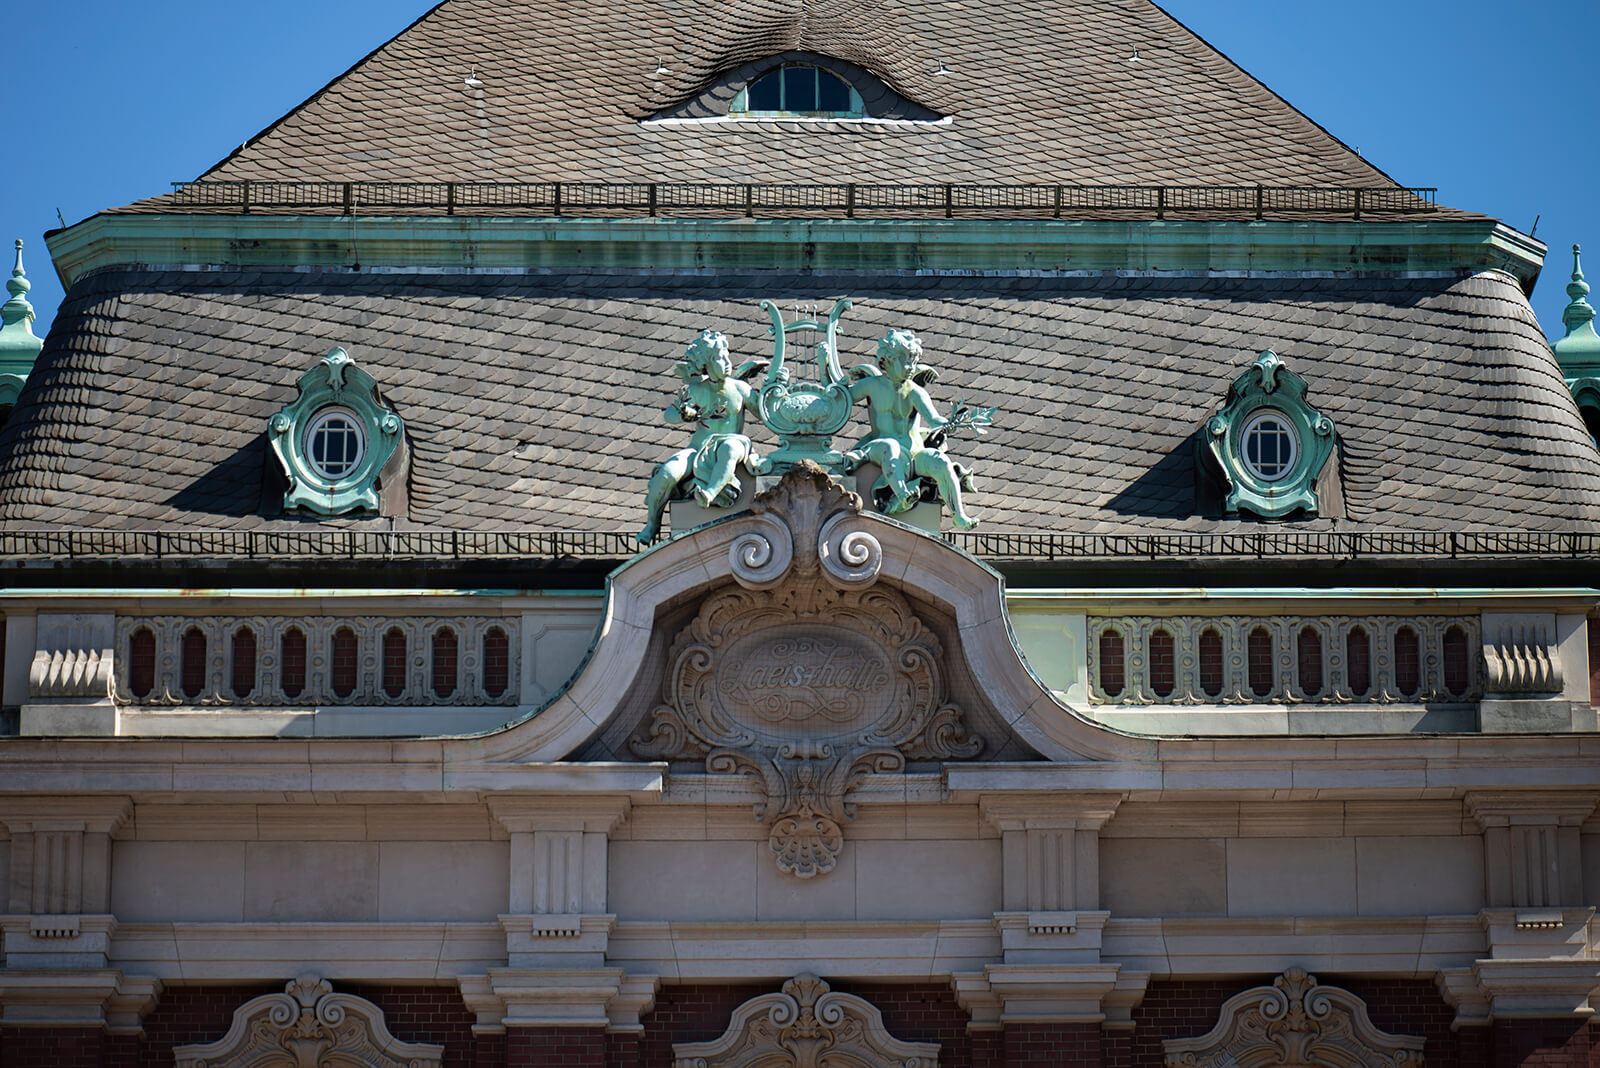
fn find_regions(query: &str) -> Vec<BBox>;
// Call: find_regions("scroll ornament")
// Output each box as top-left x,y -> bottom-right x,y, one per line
634,465 -> 980,878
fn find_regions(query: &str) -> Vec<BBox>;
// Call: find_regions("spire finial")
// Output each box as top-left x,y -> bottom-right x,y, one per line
1562,243 -> 1596,338
6,239 -> 29,303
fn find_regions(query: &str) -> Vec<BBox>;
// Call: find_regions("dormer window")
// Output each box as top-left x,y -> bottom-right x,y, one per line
734,64 -> 863,117
1198,349 -> 1336,519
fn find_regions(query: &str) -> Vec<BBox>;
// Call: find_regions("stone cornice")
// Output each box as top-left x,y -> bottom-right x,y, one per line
45,214 -> 1546,292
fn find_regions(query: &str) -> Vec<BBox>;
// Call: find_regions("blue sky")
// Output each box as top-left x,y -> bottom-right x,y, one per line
4,1 -> 1596,340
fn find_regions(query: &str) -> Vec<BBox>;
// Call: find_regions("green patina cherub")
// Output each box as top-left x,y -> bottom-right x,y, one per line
637,330 -> 768,544
844,328 -> 994,530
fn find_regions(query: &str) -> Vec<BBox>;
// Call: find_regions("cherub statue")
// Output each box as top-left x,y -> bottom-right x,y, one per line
637,330 -> 768,544
844,328 -> 994,530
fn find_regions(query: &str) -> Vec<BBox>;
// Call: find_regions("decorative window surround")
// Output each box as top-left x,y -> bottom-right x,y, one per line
268,346 -> 406,515
173,974 -> 443,1068
113,615 -> 519,707
670,974 -> 940,1068
1087,615 -> 1481,705
1163,967 -> 1424,1067
1200,349 -> 1336,518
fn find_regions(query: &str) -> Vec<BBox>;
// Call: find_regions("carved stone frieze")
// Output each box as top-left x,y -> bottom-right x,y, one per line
635,465 -> 978,877
1163,968 -> 1424,1067
29,613 -> 114,699
671,973 -> 939,1068
174,974 -> 444,1068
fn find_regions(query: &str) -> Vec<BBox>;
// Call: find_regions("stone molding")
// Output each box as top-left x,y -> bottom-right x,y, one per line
113,613 -> 520,707
1481,612 -> 1563,694
1465,792 -> 1596,908
1470,958 -> 1600,1020
1088,613 -> 1481,706
951,963 -> 1133,1026
635,466 -> 983,878
1,914 -> 118,970
173,974 -> 443,1067
29,612 -> 115,699
1162,967 -> 1425,1067
670,973 -> 939,1068
0,968 -> 159,1032
457,968 -> 659,1033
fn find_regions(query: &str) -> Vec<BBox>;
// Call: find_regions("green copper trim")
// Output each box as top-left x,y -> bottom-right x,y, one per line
0,239 -> 43,380
45,215 -> 1548,291
268,346 -> 405,515
1556,244 -> 1600,381
1201,349 -> 1335,518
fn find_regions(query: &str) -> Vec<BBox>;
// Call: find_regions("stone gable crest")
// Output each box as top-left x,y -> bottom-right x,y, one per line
633,464 -> 981,877
671,974 -> 939,1068
1163,968 -> 1425,1067
173,974 -> 444,1068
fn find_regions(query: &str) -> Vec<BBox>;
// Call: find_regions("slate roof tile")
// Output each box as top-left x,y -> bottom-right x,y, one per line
1,267 -> 1596,536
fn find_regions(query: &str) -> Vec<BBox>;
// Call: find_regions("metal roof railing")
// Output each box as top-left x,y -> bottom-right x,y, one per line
165,181 -> 1438,221
0,528 -> 1593,564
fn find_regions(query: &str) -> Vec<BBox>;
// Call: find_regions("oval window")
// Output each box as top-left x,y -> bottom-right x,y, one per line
1240,409 -> 1298,482
304,407 -> 366,481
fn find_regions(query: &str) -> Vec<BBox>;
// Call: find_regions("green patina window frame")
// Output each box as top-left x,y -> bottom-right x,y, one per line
731,64 -> 865,118
1201,349 -> 1335,519
268,347 -> 404,515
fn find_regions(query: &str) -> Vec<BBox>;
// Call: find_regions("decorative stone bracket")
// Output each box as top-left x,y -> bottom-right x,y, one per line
1162,968 -> 1424,1067
0,969 -> 160,1033
634,465 -> 982,879
22,613 -> 116,735
173,974 -> 443,1068
671,973 -> 940,1068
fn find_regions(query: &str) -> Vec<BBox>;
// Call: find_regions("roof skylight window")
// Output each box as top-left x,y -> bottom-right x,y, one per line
734,65 -> 863,117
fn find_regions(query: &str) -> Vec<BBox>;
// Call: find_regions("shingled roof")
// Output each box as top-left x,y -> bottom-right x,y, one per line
180,0 -> 1395,189
2,267 -> 1594,535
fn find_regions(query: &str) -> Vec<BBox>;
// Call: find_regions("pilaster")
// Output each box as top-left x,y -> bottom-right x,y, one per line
1465,791 -> 1595,908
1,796 -> 132,968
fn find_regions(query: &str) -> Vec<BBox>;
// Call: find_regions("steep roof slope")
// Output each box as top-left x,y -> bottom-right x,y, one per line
189,0 -> 1398,187
1,268 -> 1594,534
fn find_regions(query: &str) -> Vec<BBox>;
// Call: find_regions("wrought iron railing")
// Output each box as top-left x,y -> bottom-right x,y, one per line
165,181 -> 1437,220
0,528 -> 1595,563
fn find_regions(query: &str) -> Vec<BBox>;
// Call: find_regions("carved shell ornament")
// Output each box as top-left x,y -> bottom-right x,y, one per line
633,464 -> 982,877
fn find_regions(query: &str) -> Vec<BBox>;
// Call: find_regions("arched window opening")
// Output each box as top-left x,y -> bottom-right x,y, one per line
739,64 -> 857,116
281,627 -> 307,698
1442,625 -> 1470,697
1148,629 -> 1175,699
1296,626 -> 1323,696
1393,627 -> 1421,698
483,627 -> 510,699
231,627 -> 257,700
1582,404 -> 1600,448
1097,630 -> 1125,698
382,627 -> 407,698
1247,627 -> 1274,698
432,628 -> 459,698
1346,627 -> 1372,697
1198,629 -> 1224,698
181,627 -> 207,699
129,627 -> 156,699
331,627 -> 358,698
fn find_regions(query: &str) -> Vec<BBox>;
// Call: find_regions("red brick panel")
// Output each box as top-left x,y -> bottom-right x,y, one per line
1004,1021 -> 1102,1065
0,1028 -> 105,1068
505,1028 -> 607,1067
1494,1018 -> 1599,1068
340,984 -> 479,1068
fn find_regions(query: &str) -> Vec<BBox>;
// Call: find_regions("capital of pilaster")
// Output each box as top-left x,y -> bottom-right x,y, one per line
0,796 -> 134,835
486,793 -> 632,835
976,791 -> 1125,833
457,968 -> 659,1033
1463,791 -> 1597,829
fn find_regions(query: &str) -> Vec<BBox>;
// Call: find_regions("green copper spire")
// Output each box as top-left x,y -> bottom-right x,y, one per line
1555,244 -> 1600,380
0,240 -> 41,399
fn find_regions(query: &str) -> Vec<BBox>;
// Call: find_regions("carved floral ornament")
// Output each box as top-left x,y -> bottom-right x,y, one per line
671,974 -> 939,1068
173,974 -> 444,1068
1163,968 -> 1424,1068
633,464 -> 981,877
